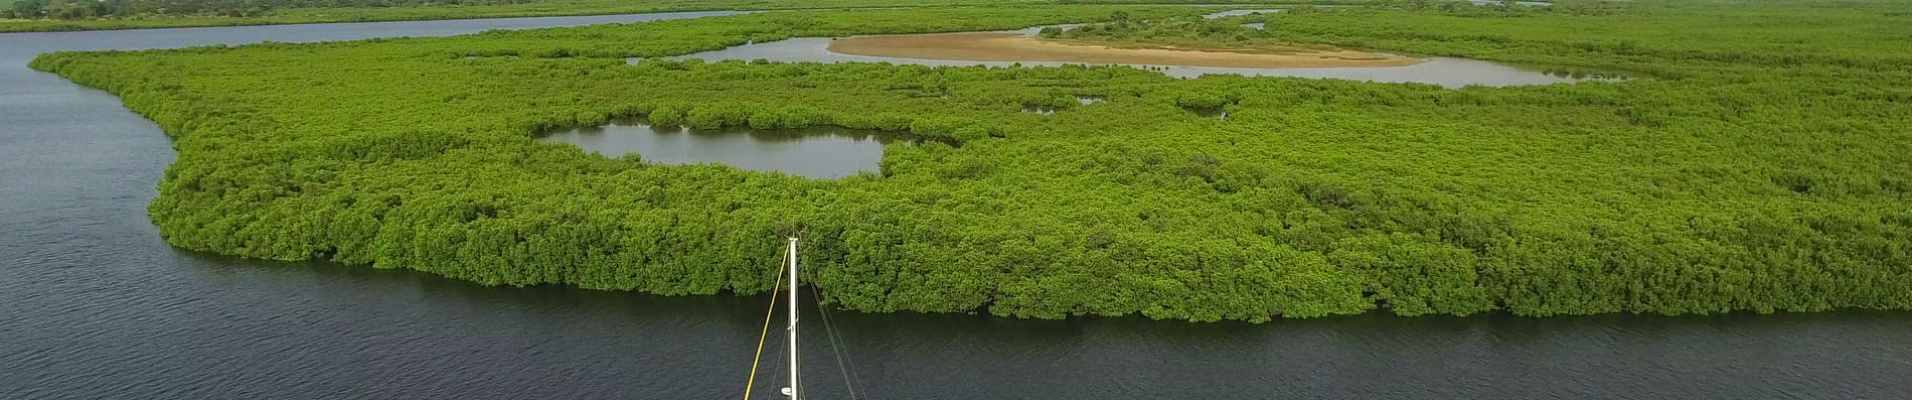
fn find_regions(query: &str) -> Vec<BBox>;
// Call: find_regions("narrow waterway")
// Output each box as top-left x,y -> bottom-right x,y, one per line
1,10 -> 1908,400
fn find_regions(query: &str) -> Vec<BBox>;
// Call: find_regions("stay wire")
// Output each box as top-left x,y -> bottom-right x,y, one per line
742,251 -> 787,400
810,284 -> 869,400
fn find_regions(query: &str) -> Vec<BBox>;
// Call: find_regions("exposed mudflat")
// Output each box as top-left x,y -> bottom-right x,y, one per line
827,32 -> 1420,68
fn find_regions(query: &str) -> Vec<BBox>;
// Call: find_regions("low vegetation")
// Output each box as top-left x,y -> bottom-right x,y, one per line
31,2 -> 1912,321
0,0 -> 1367,33
0,0 -> 905,32
1041,12 -> 1275,46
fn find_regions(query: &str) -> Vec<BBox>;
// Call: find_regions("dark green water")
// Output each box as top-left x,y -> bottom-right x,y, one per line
2,10 -> 1908,400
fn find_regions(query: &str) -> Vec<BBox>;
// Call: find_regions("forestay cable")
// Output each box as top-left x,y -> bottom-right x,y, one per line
742,251 -> 787,400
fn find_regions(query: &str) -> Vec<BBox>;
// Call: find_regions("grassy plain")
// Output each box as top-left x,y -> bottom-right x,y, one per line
0,0 -> 965,32
0,0 -> 1358,33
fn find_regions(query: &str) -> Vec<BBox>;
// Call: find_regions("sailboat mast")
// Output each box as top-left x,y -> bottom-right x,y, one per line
785,237 -> 800,400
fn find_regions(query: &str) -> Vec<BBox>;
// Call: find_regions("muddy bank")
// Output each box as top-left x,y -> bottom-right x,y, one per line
826,32 -> 1419,69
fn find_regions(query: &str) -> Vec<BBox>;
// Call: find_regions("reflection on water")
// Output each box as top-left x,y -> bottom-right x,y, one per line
96,254 -> 1912,400
538,118 -> 902,179
645,27 -> 1615,88
1243,22 -> 1267,30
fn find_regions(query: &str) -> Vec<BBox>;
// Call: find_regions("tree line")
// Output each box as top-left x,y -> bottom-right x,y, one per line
0,0 -> 1373,24
4,0 -> 545,19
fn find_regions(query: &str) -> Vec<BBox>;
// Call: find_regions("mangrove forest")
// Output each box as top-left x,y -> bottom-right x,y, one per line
29,1 -> 1912,322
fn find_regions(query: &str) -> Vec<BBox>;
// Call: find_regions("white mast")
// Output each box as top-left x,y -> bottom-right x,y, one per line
783,237 -> 800,400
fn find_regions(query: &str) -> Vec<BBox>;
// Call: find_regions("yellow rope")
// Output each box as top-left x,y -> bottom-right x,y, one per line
742,253 -> 787,400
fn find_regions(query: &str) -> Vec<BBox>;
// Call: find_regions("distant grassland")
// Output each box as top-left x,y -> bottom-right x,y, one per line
0,0 -> 928,32
0,0 -> 1368,33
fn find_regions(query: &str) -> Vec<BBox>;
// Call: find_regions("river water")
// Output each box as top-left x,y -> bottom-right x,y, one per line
2,11 -> 1909,400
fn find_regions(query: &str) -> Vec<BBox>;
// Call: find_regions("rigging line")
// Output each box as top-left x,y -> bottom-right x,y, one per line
823,295 -> 871,400
762,339 -> 787,400
824,288 -> 873,400
830,305 -> 872,400
742,251 -> 788,400
810,284 -> 866,400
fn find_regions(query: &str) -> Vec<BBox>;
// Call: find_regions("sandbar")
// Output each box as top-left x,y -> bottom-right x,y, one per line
827,32 -> 1421,69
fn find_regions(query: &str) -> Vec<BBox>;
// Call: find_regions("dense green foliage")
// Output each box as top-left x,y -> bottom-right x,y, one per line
33,2 -> 1912,322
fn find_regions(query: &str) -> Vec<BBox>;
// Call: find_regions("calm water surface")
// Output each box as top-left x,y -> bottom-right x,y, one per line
2,10 -> 1909,400
539,118 -> 902,179
653,25 -> 1604,88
